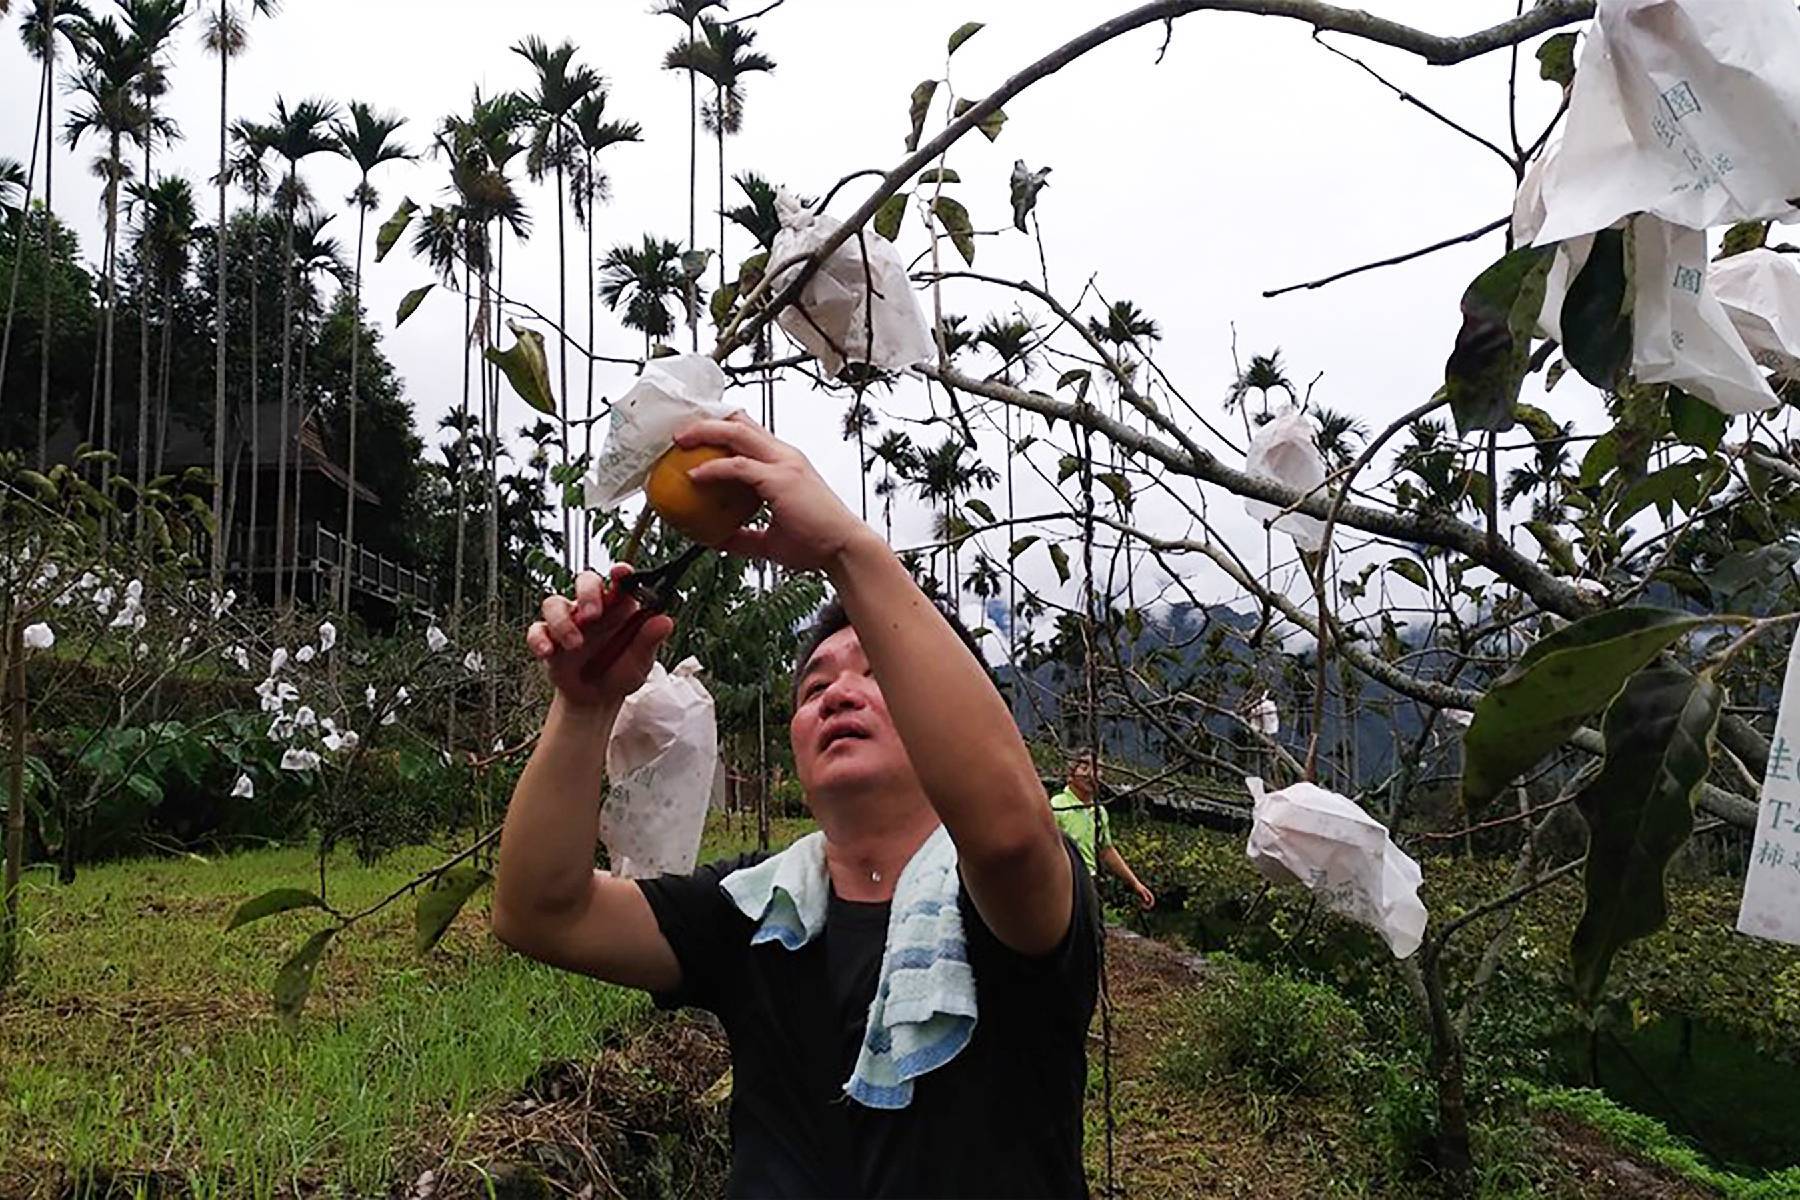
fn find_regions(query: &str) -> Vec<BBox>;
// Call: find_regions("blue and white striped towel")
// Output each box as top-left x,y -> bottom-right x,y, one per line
720,825 -> 976,1110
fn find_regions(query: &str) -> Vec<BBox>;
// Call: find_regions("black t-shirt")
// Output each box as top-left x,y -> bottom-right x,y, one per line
637,837 -> 1098,1199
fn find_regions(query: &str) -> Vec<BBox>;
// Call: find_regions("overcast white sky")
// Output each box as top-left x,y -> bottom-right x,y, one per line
1,0 -> 1602,631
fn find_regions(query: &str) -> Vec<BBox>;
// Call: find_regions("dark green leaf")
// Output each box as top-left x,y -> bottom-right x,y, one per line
273,927 -> 338,1026
1388,558 -> 1429,590
1708,542 -> 1800,606
1579,432 -> 1618,488
1537,32 -> 1578,87
916,168 -> 960,186
965,498 -> 997,524
952,98 -> 1006,141
1719,221 -> 1770,259
1444,246 -> 1556,435
947,21 -> 984,55
484,322 -> 556,416
1525,520 -> 1582,576
1514,403 -> 1561,443
680,249 -> 712,281
124,773 -> 162,805
1616,463 -> 1701,525
710,284 -> 738,330
395,284 -> 432,327
1667,388 -> 1728,454
375,197 -> 417,263
1095,472 -> 1131,511
18,470 -> 56,501
226,888 -> 330,932
1571,667 -> 1722,1004
1009,161 -> 1051,233
874,192 -> 909,242
930,195 -> 975,266
1009,535 -> 1039,561
1561,228 -> 1632,391
1048,542 -> 1071,585
1056,368 -> 1090,404
905,80 -> 939,153
415,866 -> 491,955
1462,607 -> 1712,807
1057,455 -> 1081,485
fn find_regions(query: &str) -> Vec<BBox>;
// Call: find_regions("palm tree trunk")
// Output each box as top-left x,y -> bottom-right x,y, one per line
687,40 -> 699,351
343,186 -> 369,612
583,154 -> 596,571
102,135 -> 121,496
210,10 -> 229,588
489,231 -> 502,617
136,127 -> 153,534
155,290 -> 173,476
36,14 -> 59,473
450,252 -> 472,627
0,53 -> 47,401
716,96 -> 727,296
555,135 -> 572,576
274,168 -> 296,609
246,190 -> 262,579
292,304 -> 312,603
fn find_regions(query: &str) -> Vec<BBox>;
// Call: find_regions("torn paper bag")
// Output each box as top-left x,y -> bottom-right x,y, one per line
767,188 -> 935,379
600,657 -> 718,879
1243,408 -> 1328,553
1711,248 -> 1800,381
1535,0 -> 1800,244
585,354 -> 730,511
1245,777 -> 1428,959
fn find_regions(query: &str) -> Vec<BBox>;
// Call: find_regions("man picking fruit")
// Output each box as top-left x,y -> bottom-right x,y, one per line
494,413 -> 1098,1198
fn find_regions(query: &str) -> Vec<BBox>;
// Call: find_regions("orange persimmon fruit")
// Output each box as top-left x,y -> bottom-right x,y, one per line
645,445 -> 761,546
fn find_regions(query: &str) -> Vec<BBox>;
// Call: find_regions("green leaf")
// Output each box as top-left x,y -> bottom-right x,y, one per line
947,21 -> 984,55
916,168 -> 960,186
1057,454 -> 1081,485
1056,368 -> 1090,404
1667,388 -> 1728,454
1009,161 -> 1051,233
1537,32 -> 1578,87
1462,607 -> 1712,808
415,866 -> 491,955
1444,245 -> 1556,435
375,197 -> 417,264
484,322 -> 556,416
1616,462 -> 1701,525
952,98 -> 1006,141
1095,472 -> 1131,511
226,888 -> 329,932
965,498 -> 997,524
1579,432 -> 1618,488
1571,667 -> 1722,1005
874,192 -> 909,242
930,195 -> 975,266
1708,542 -> 1800,606
1525,520 -> 1582,576
680,249 -> 712,282
1719,221 -> 1770,259
1513,403 -> 1561,443
1561,228 -> 1632,391
1388,558 -> 1428,590
18,469 -> 57,501
273,926 -> 338,1026
1009,535 -> 1039,561
1048,542 -> 1071,585
395,284 -> 432,327
124,773 -> 162,805
905,80 -> 940,153
710,283 -> 738,330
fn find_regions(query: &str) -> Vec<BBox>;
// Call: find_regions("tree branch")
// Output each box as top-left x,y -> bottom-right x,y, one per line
1262,216 -> 1509,298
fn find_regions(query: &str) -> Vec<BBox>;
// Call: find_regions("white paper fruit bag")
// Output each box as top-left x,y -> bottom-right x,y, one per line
1243,408 -> 1328,553
1535,0 -> 1800,245
767,188 -> 934,378
600,657 -> 718,879
1711,248 -> 1800,380
585,354 -> 730,511
1245,777 -> 1428,959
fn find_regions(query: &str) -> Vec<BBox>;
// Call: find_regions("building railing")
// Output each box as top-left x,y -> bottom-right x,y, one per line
218,523 -> 435,610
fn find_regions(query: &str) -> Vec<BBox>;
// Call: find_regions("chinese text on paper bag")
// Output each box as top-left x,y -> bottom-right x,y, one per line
1737,631 -> 1800,946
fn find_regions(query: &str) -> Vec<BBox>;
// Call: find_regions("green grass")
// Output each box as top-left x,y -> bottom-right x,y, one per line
0,816 -> 814,1198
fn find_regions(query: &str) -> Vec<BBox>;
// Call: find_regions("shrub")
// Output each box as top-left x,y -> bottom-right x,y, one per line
1161,956 -> 1366,1097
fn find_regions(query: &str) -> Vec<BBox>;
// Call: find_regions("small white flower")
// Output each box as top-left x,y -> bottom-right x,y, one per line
40,562 -> 59,581
178,636 -> 192,655
426,625 -> 449,653
135,641 -> 149,658
22,623 -> 54,651
296,645 -> 317,664
323,728 -> 360,754
365,684 -> 378,707
380,710 -> 398,727
131,609 -> 146,632
270,648 -> 289,675
294,706 -> 317,729
462,651 -> 484,675
279,748 -> 321,772
77,571 -> 98,593
268,714 -> 295,741
396,686 -> 411,706
109,601 -> 140,630
321,716 -> 337,736
230,774 -> 255,799
230,646 -> 250,672
317,622 -> 337,653
92,585 -> 113,612
125,579 -> 142,603
210,589 -> 236,619
492,737 -> 504,752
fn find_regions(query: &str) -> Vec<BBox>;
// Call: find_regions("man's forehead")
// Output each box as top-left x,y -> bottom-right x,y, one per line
801,625 -> 863,678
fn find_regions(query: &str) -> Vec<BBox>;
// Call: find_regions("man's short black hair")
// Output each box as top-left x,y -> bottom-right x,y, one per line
792,596 -> 993,701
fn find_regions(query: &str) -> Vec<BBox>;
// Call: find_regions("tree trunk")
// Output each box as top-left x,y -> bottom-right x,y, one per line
211,19 -> 230,588
343,187 -> 369,612
556,137 -> 572,575
716,105 -> 727,296
1,619 -> 26,987
274,169 -> 296,609
102,134 -> 121,503
584,152 -> 597,571
136,129 -> 153,536
1421,950 -> 1475,1195
155,292 -> 173,476
687,48 -> 700,352
247,190 -> 263,579
36,14 -> 58,473
0,51 -> 47,401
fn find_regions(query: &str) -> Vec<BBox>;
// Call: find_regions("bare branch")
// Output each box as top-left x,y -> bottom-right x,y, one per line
1262,216 -> 1508,298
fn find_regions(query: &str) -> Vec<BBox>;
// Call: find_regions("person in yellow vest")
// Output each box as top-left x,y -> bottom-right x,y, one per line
1048,750 -> 1155,910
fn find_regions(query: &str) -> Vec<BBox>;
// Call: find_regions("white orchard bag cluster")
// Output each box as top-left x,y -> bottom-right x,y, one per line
1242,407 -> 1329,553
1518,0 -> 1800,415
600,657 -> 719,879
767,187 -> 936,379
1245,777 -> 1429,960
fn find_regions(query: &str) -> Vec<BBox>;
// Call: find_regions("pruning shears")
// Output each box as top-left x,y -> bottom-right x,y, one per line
587,537 -> 709,671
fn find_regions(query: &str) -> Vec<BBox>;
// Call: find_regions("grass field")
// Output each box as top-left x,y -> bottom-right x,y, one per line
0,816 -> 804,1198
